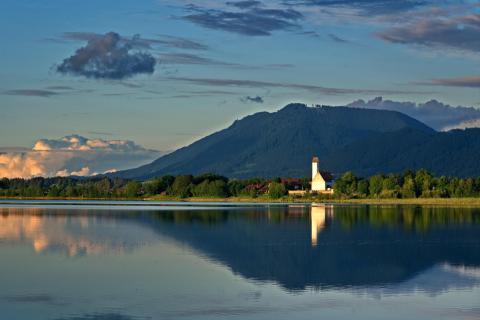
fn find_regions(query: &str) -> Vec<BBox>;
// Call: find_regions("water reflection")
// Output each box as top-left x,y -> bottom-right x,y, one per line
0,208 -> 158,256
310,205 -> 333,246
0,204 -> 479,292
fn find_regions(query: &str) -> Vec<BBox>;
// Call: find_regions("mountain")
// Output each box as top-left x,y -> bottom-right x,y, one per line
114,103 -> 480,179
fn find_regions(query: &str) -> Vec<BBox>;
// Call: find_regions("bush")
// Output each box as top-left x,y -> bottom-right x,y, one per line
268,182 -> 287,199
167,175 -> 193,198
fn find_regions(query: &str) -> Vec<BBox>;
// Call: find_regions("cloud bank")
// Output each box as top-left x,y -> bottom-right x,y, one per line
421,76 -> 480,88
0,135 -> 161,179
182,3 -> 303,36
347,97 -> 480,131
62,32 -> 208,51
377,9 -> 480,54
57,32 -> 156,79
3,89 -> 59,97
170,76 -> 432,95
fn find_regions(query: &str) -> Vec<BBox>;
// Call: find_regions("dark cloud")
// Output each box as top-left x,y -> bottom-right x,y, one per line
182,5 -> 303,36
158,53 -> 242,66
347,96 -> 480,131
227,1 -> 262,9
2,294 -> 55,304
377,13 -> 480,53
57,32 -> 156,79
155,34 -> 209,50
4,89 -> 59,97
298,30 -> 321,38
283,0 -> 429,15
170,76 -> 433,96
53,313 -> 146,320
328,33 -> 349,43
45,86 -> 74,90
418,76 -> 480,88
62,32 -> 208,50
243,95 -> 264,103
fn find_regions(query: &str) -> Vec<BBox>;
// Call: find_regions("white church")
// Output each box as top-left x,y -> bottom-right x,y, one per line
311,156 -> 334,193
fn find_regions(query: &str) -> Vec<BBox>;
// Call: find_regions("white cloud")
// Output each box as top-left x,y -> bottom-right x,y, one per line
56,166 -> 92,177
0,135 -> 161,179
347,97 -> 480,131
442,119 -> 480,131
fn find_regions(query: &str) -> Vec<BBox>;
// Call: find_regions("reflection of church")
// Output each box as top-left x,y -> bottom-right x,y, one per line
311,204 -> 334,246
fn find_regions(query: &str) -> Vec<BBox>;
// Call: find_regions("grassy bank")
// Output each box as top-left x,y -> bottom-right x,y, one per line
328,197 -> 480,206
4,195 -> 480,206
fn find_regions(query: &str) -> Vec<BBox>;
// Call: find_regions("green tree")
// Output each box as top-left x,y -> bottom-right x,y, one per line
168,175 -> 193,198
125,181 -> 142,198
357,179 -> 369,197
268,182 -> 287,199
401,176 -> 416,198
334,171 -> 357,196
369,175 -> 383,198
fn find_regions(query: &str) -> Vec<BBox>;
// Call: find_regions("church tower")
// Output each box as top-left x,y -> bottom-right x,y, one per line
312,156 -> 319,180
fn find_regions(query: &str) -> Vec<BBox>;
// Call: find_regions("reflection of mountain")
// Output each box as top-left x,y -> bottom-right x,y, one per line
0,208 -> 158,256
1,205 -> 479,292
146,205 -> 480,291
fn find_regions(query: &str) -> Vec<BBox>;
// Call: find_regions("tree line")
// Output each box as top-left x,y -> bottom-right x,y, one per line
333,169 -> 480,198
2,169 -> 480,199
0,174 -> 305,199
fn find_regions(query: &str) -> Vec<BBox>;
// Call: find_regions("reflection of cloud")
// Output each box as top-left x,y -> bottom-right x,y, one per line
0,209 -> 157,257
361,263 -> 480,297
0,135 -> 160,178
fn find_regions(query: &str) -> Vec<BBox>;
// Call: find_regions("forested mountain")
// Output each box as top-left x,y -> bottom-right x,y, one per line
112,104 -> 480,179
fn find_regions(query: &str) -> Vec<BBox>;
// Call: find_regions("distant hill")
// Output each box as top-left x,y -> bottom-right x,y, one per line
112,103 -> 480,179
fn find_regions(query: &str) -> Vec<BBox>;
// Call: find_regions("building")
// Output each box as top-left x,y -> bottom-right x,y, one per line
311,156 -> 333,193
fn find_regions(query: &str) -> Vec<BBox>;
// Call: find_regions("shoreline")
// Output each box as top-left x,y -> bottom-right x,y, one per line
3,196 -> 480,206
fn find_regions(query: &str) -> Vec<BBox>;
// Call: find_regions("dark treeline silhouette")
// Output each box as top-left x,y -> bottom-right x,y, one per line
2,169 -> 480,199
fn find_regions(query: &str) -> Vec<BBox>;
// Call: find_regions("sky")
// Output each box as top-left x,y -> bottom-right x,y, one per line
0,0 -> 479,177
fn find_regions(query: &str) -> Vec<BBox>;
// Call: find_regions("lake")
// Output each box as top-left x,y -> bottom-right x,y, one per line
0,201 -> 479,320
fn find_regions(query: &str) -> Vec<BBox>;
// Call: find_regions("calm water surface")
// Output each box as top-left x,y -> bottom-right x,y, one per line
0,201 -> 479,320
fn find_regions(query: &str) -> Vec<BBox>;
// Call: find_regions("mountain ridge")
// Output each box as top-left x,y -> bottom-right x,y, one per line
112,103 -> 458,179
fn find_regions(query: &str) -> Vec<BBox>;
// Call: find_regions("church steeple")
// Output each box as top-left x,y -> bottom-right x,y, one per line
312,156 -> 319,180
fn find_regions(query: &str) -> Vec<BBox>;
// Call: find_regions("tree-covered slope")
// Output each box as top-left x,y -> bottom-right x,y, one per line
113,103 -> 442,179
328,128 -> 480,177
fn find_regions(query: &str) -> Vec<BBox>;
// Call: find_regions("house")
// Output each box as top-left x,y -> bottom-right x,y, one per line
311,156 -> 334,193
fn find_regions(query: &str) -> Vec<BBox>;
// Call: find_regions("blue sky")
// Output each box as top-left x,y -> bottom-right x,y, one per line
1,0 -> 479,152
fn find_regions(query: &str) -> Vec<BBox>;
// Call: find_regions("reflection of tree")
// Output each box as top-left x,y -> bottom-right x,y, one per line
1,205 -> 479,291
151,210 -> 229,225
334,206 -> 480,232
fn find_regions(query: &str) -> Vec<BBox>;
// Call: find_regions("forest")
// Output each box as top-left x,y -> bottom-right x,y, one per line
2,169 -> 480,200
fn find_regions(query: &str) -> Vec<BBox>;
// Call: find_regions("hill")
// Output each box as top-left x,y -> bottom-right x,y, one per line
113,103 -> 476,179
